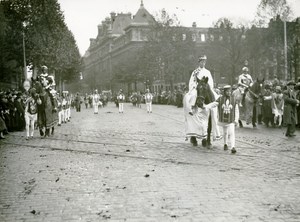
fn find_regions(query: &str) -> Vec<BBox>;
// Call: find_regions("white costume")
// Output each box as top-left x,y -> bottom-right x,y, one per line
92,93 -> 101,114
186,66 -> 221,140
188,67 -> 218,106
118,93 -> 125,113
216,89 -> 239,152
184,93 -> 209,139
57,96 -> 64,125
238,68 -> 253,95
145,91 -> 153,113
271,88 -> 284,126
24,96 -> 37,139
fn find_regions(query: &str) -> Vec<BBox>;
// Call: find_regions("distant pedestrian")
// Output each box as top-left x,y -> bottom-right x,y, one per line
84,94 -> 89,109
117,89 -> 125,113
136,91 -> 142,108
74,92 -> 81,112
144,89 -> 153,113
92,90 -> 101,114
57,93 -> 63,126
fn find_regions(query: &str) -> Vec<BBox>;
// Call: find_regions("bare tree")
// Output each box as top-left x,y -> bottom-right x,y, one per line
254,0 -> 293,27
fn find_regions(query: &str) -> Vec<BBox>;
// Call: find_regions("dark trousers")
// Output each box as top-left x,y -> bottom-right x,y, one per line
252,104 -> 257,126
286,116 -> 296,136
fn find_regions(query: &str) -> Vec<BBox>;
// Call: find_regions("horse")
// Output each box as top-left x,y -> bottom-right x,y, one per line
232,78 -> 264,127
196,77 -> 216,147
183,76 -> 216,148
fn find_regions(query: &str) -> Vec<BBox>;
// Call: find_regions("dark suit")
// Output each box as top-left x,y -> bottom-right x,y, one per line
283,89 -> 298,136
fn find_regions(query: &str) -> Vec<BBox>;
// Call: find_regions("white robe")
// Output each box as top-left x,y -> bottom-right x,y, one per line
183,93 -> 208,139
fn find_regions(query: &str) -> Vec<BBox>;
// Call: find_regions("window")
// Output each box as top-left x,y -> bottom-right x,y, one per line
201,34 -> 206,42
182,34 -> 186,41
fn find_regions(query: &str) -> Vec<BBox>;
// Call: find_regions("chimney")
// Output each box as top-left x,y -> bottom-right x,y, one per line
192,22 -> 197,28
110,12 -> 116,23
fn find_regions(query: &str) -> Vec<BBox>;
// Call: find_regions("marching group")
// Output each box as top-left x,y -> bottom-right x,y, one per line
0,66 -> 73,140
0,66 -> 156,140
1,59 -> 300,150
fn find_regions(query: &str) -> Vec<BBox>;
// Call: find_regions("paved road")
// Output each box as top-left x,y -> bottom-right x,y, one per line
0,102 -> 299,222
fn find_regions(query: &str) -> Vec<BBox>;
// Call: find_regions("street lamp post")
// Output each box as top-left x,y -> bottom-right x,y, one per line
22,22 -> 28,80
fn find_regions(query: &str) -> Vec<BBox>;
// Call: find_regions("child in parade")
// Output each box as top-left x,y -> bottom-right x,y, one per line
24,88 -> 38,139
215,85 -> 239,154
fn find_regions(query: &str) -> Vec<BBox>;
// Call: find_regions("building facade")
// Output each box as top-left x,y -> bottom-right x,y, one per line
82,1 -> 300,94
82,1 -> 212,94
82,1 -> 156,93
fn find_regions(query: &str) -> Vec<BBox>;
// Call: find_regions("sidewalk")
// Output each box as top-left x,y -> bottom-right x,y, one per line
0,102 -> 299,221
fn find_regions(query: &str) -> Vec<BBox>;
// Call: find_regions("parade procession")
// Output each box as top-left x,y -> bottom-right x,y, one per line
1,0 -> 300,221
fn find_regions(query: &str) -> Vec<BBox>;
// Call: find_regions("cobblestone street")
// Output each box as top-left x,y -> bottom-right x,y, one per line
0,102 -> 300,222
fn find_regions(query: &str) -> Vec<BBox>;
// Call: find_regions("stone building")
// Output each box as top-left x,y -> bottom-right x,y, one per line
82,1 -> 156,93
82,1 -> 212,94
82,2 -> 300,94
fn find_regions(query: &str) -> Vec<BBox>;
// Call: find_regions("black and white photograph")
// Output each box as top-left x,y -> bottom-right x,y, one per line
0,0 -> 300,221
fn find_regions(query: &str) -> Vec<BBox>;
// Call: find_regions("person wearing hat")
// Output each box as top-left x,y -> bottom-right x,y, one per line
40,65 -> 49,79
215,85 -> 239,154
188,55 -> 218,110
237,66 -> 253,106
271,85 -> 284,128
186,54 -> 222,142
283,81 -> 299,137
117,89 -> 125,113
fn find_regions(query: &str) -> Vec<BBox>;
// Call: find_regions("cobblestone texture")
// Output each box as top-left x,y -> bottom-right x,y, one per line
0,102 -> 299,222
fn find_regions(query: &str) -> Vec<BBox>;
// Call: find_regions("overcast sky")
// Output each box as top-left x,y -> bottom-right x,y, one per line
58,0 -> 300,56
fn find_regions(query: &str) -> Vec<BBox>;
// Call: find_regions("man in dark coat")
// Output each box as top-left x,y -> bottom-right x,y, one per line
283,81 -> 299,137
